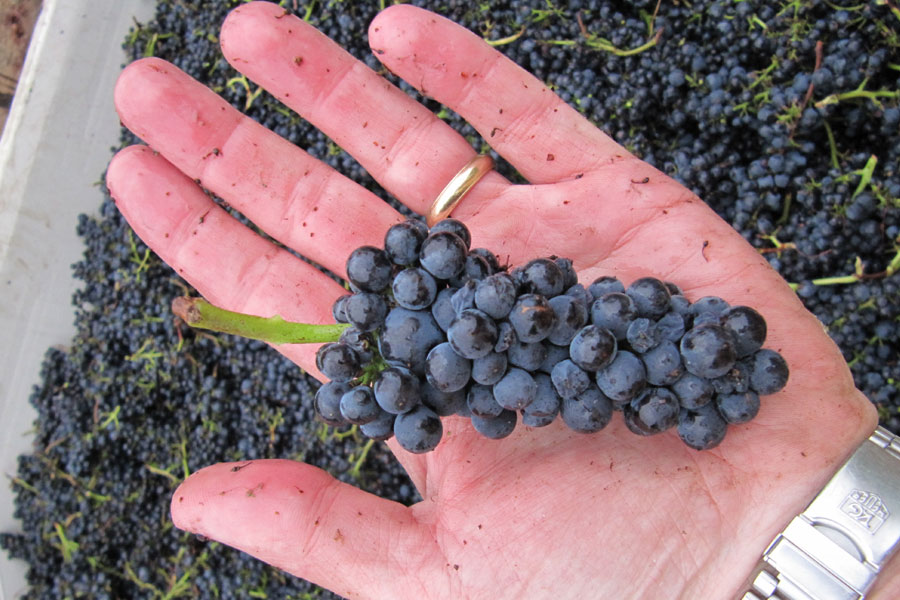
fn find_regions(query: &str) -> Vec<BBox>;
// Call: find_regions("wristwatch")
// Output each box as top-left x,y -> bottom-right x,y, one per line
741,426 -> 900,600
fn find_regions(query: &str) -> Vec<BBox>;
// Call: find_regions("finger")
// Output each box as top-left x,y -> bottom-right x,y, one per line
106,145 -> 344,377
219,1 -> 509,216
171,459 -> 443,599
113,56 -> 401,279
368,4 -> 627,183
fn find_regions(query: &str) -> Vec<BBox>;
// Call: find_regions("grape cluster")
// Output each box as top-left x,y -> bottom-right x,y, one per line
316,218 -> 788,452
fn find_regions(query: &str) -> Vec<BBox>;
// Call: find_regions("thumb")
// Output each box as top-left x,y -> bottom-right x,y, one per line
171,459 -> 441,598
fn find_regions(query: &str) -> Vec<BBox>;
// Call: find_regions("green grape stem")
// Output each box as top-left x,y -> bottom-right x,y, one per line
172,297 -> 348,345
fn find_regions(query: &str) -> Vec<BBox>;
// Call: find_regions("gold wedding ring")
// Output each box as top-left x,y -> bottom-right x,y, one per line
426,154 -> 494,227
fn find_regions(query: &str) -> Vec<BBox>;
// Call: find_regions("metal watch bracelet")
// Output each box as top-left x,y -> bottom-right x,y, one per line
741,427 -> 900,600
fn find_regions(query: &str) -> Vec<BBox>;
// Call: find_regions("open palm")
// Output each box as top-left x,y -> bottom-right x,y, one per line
105,2 -> 883,598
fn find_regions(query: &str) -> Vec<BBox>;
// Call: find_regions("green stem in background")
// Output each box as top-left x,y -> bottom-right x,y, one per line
822,119 -> 840,170
887,246 -> 900,277
815,78 -> 900,109
349,438 -> 376,480
172,297 -> 348,345
852,154 -> 878,200
485,26 -> 527,46
790,248 -> 900,290
548,28 -> 663,56
53,521 -> 80,563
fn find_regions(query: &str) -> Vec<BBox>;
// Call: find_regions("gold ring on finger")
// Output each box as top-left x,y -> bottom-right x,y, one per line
426,154 -> 494,227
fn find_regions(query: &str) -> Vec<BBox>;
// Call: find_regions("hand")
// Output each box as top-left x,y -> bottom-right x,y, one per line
106,2 -> 888,598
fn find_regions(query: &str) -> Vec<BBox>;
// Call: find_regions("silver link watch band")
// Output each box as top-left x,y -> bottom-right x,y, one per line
741,427 -> 900,600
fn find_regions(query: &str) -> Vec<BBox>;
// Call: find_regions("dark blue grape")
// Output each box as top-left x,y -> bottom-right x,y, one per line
373,366 -> 421,414
421,382 -> 467,417
431,287 -> 458,332
471,351 -> 508,386
711,360 -> 751,395
680,324 -> 737,379
522,412 -> 557,428
339,326 -> 374,365
506,339 -> 547,371
720,305 -> 767,357
538,343 -> 571,374
642,341 -> 685,386
343,291 -> 387,332
474,273 -> 518,319
678,404 -> 728,450
471,409 -> 518,439
664,281 -> 684,296
527,373 -> 562,418
551,359 -> 591,399
429,218 -> 471,249
448,308 -> 498,359
692,311 -> 722,328
332,294 -> 350,323
626,277 -> 671,319
691,296 -> 730,319
626,317 -> 662,353
625,387 -> 680,434
715,391 -> 761,423
467,384 -> 504,418
314,381 -> 352,426
378,307 -> 445,375
346,245 -> 393,293
384,219 -> 426,265
565,282 -> 594,308
569,325 -> 617,371
671,372 -> 714,410
392,267 -> 437,310
669,295 -> 692,321
315,342 -> 360,382
339,385 -> 381,425
493,367 -> 537,410
450,279 -> 477,314
591,292 -> 638,340
450,253 -> 492,286
749,349 -> 789,395
394,405 -> 443,454
555,257 -> 579,289
656,311 -> 686,342
419,231 -> 468,280
494,320 -> 516,353
425,342 -> 471,393
547,294 -> 589,345
595,350 -> 647,407
454,397 -> 473,418
588,276 -> 625,299
359,408 -> 395,441
469,247 -> 502,273
560,386 -> 613,433
623,403 -> 656,436
519,258 -> 565,297
508,294 -> 557,343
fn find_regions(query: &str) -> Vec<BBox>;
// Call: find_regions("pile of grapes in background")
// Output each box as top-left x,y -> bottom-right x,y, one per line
318,218 -> 787,453
2,0 -> 897,598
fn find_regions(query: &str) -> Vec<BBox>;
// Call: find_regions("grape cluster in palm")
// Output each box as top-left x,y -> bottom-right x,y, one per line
316,218 -> 789,453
